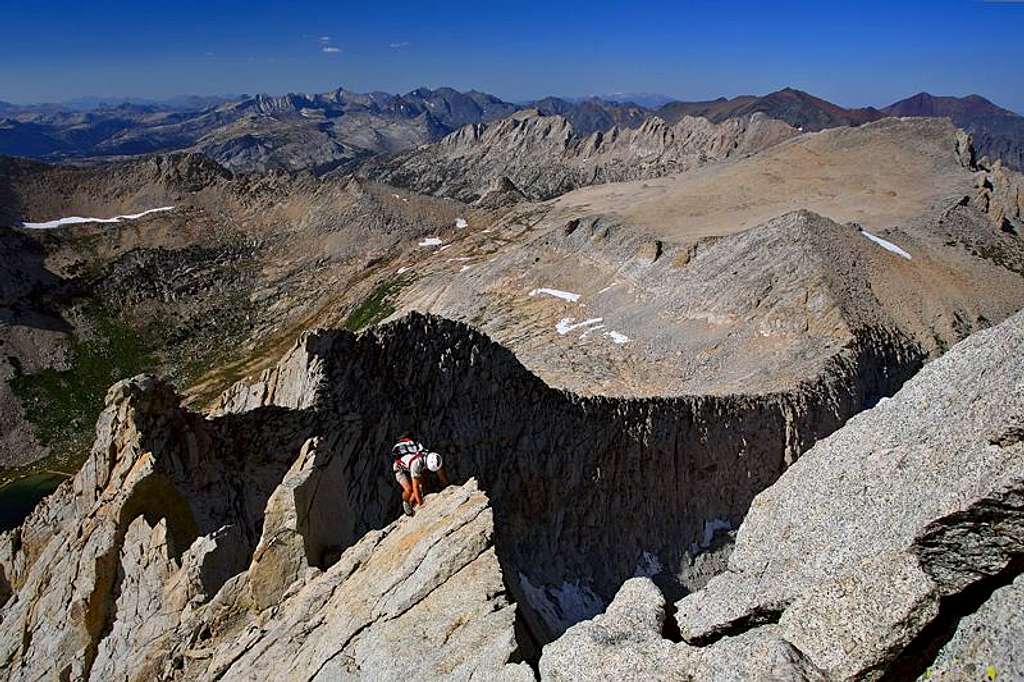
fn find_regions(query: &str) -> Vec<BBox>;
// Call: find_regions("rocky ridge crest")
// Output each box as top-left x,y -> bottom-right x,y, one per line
0,306 -> 1022,678
0,302 -> 929,678
362,110 -> 798,201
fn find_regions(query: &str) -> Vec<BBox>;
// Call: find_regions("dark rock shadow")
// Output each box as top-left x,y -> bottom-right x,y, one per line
79,312 -> 923,672
0,157 -> 29,228
0,225 -> 75,334
878,556 -> 1024,682
219,313 -> 924,652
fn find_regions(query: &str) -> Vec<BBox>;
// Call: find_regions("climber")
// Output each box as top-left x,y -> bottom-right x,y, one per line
391,436 -> 449,516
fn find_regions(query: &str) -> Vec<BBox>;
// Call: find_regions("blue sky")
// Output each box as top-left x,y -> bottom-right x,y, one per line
1,0 -> 1022,111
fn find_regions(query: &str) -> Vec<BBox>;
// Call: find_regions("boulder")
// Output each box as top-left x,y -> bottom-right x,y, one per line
539,577 -> 682,681
540,577 -> 826,681
778,551 -> 940,680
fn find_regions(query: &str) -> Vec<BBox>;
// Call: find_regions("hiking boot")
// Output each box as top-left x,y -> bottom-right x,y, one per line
403,500 -> 415,517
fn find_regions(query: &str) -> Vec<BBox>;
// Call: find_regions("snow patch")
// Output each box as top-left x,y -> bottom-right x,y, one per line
861,230 -> 912,260
529,288 -> 581,303
20,206 -> 176,230
633,551 -> 663,578
455,217 -> 468,229
518,573 -> 604,635
556,317 -> 604,335
396,266 -> 412,275
418,237 -> 443,247
689,518 -> 732,554
596,282 -> 619,295
605,331 -> 630,344
459,265 -> 471,272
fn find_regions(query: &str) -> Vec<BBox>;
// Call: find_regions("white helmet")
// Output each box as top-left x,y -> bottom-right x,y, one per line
426,452 -> 443,472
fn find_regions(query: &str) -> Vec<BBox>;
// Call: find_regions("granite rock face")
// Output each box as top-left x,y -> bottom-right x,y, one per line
671,308 -> 1024,678
924,573 -> 1024,681
212,310 -> 921,641
0,369 -> 531,679
0,376 -> 316,679
977,160 -> 1024,231
539,309 -> 1024,680
189,479 -> 532,681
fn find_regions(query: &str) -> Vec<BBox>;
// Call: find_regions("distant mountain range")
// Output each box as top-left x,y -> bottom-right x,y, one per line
0,87 -> 522,174
654,88 -> 1022,169
1,86 -> 1021,173
573,92 -> 678,108
656,87 -> 884,131
529,97 -> 650,136
881,92 -> 1016,119
0,94 -> 239,114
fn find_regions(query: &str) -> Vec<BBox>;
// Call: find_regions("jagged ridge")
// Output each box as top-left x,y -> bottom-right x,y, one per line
0,305 -> 924,678
362,110 -> 797,202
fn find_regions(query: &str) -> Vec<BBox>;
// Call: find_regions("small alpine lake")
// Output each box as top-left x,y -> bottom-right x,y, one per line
0,472 -> 66,532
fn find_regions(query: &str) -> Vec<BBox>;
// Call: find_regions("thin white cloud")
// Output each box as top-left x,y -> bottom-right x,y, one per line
322,46 -> 341,53
389,41 -> 411,48
319,36 -> 332,43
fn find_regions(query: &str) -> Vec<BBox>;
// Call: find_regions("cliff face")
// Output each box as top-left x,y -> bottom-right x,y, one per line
0,376 -> 317,679
0,374 -> 529,680
542,308 -> 1024,681
214,312 -> 921,641
0,307 -> 923,679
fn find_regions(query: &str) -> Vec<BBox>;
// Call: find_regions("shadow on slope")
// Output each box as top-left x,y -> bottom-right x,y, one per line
211,311 -> 924,645
0,306 -> 927,679
0,226 -> 73,334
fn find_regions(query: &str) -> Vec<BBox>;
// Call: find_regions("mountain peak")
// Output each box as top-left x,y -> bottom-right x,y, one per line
883,92 -> 1016,119
658,87 -> 881,131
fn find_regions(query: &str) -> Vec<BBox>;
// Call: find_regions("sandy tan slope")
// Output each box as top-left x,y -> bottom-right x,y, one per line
549,117 -> 975,239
